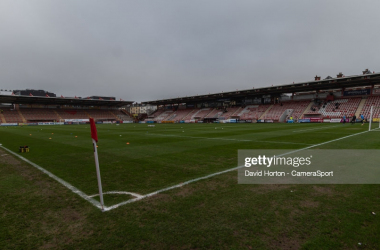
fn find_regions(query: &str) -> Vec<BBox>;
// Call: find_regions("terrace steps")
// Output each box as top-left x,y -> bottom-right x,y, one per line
204,108 -> 215,118
231,107 -> 242,117
109,111 -> 121,121
190,109 -> 204,119
355,98 -> 367,118
259,105 -> 273,120
300,101 -> 314,119
182,109 -> 196,120
53,110 -> 62,120
17,110 -> 27,123
0,113 -> 6,123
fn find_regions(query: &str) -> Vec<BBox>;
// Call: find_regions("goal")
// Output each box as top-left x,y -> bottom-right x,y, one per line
368,106 -> 380,131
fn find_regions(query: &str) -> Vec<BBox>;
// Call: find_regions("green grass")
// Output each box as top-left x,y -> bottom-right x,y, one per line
1,123 -> 380,249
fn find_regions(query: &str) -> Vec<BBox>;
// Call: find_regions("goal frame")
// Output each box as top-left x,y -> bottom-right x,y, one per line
368,106 -> 380,131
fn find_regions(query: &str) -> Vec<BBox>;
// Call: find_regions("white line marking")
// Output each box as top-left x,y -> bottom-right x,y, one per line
148,133 -> 252,142
254,141 -> 312,145
106,128 -> 377,211
293,125 -> 342,132
147,133 -> 311,145
89,191 -> 143,198
0,145 -> 104,211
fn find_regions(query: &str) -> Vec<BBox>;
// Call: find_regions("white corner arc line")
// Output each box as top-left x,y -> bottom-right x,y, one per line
105,128 -> 377,211
89,191 -> 143,199
0,145 -> 103,210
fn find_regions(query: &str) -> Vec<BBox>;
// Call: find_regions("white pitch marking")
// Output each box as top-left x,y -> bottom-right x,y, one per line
148,133 -> 252,142
254,141 -> 312,145
148,133 -> 311,145
89,191 -> 143,199
0,144 -> 103,210
293,125 -> 342,132
106,128 -> 378,211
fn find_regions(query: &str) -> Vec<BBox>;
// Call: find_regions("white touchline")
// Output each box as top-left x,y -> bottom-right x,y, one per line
105,128 -> 377,211
0,145 -> 103,210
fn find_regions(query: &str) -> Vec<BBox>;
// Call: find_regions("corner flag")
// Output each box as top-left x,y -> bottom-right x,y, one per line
90,118 -> 104,210
90,118 -> 98,142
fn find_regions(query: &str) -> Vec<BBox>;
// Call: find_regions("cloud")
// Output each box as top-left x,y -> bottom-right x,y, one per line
0,0 -> 379,102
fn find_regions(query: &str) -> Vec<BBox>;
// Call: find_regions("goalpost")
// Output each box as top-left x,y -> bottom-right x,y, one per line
368,106 -> 380,131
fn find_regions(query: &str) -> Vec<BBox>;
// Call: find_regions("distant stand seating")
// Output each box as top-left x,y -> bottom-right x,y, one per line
239,105 -> 269,120
1,108 -> 23,123
20,108 -> 60,122
263,101 -> 309,121
361,96 -> 380,119
304,98 -> 361,118
218,107 -> 240,120
0,108 -> 134,123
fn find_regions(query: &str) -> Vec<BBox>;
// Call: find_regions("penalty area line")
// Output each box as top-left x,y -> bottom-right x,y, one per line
0,144 -> 104,211
106,128 -> 377,211
292,125 -> 342,132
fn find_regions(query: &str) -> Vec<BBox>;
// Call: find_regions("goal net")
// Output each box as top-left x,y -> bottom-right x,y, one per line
368,106 -> 380,131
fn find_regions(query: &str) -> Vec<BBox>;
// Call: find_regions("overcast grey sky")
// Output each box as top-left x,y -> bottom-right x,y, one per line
0,0 -> 379,102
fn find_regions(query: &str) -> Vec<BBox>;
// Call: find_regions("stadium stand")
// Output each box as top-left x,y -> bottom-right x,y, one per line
146,97 -> 375,122
1,108 -> 23,123
20,108 -> 60,122
262,101 -> 310,121
361,96 -> 380,119
190,108 -> 214,120
0,108 -> 134,123
204,108 -> 222,119
218,107 -> 240,120
153,110 -> 174,122
304,98 -> 361,118
239,105 -> 271,120
166,109 -> 194,122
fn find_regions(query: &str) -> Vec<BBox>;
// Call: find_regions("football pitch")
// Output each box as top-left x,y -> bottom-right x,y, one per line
1,123 -> 380,249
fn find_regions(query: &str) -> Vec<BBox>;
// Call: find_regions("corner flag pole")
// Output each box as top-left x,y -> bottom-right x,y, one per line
90,118 -> 104,210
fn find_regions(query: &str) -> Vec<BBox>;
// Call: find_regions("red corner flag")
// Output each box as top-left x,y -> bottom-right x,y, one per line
90,118 -> 98,142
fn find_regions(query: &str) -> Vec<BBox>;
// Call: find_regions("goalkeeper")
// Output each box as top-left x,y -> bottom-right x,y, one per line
360,114 -> 365,126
